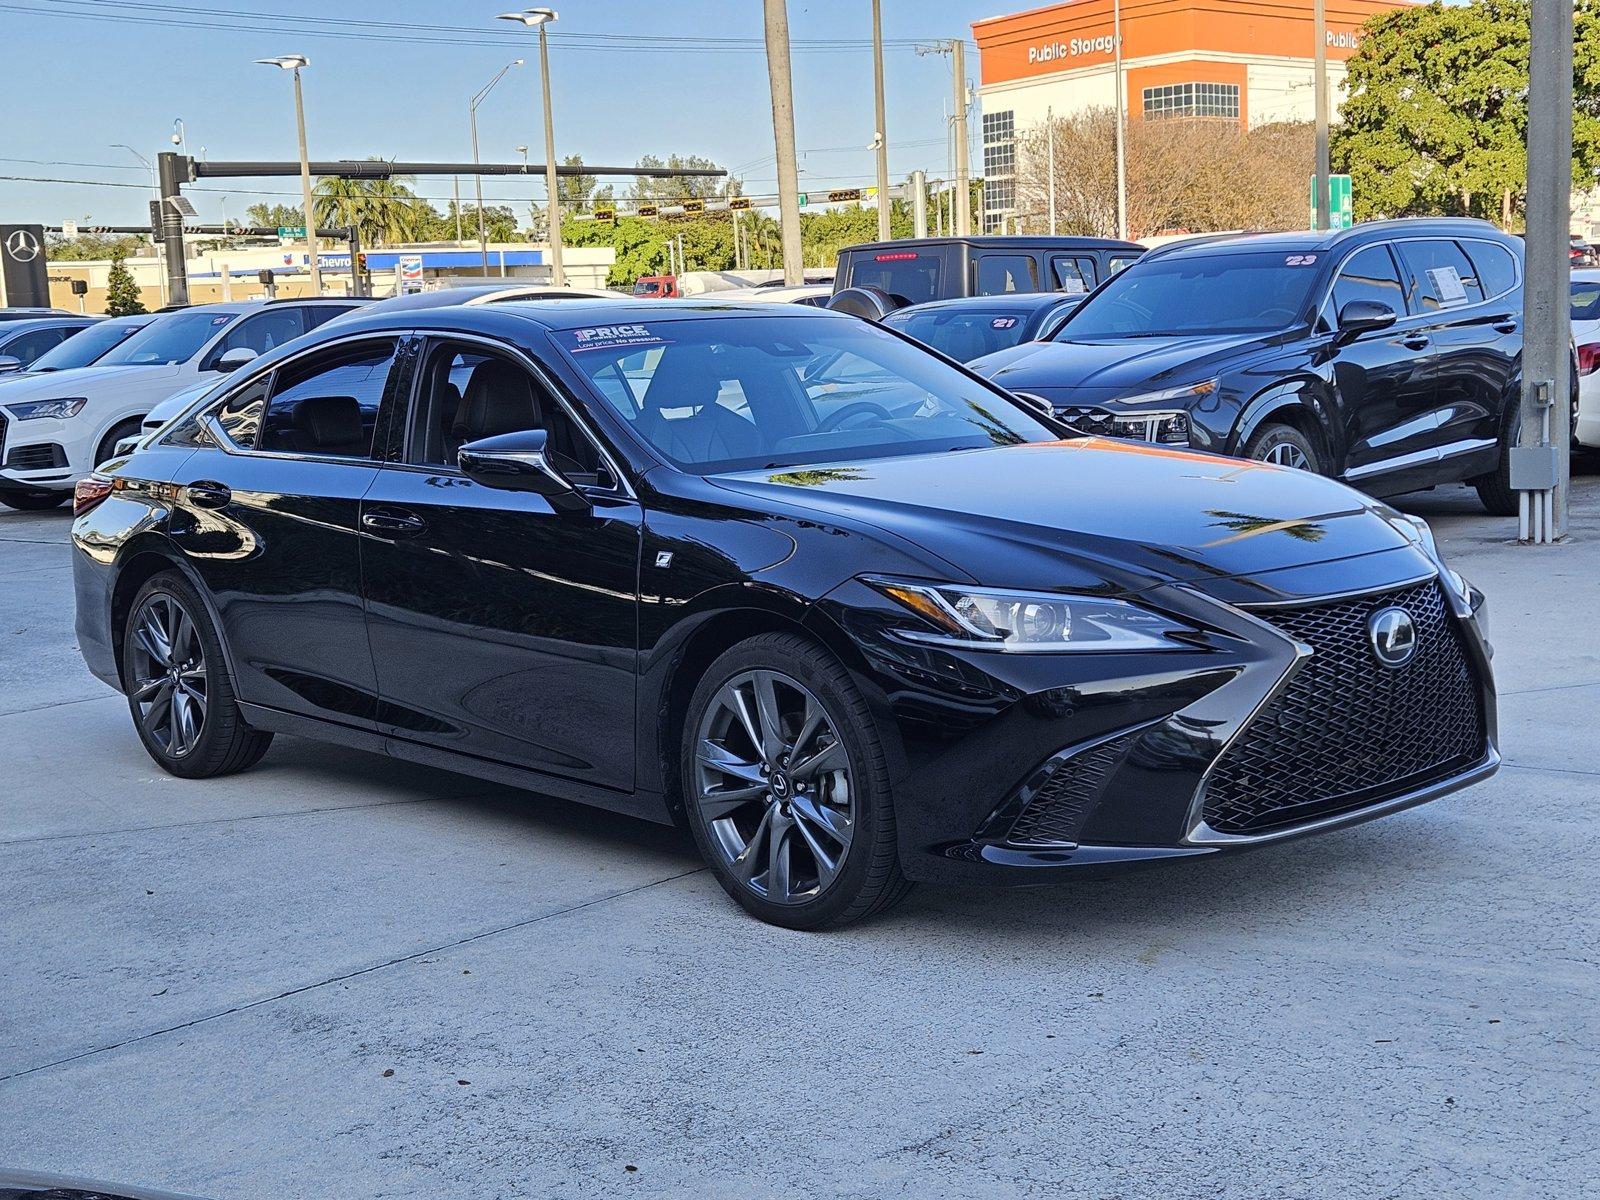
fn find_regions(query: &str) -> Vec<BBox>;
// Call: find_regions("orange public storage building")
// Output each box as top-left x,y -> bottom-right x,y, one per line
972,0 -> 1409,228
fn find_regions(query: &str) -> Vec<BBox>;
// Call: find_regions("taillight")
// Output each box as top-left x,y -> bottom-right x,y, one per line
73,475 -> 114,517
873,252 -> 918,262
1579,344 -> 1600,376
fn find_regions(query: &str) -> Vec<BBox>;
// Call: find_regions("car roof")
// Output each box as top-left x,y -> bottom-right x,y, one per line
1141,218 -> 1518,263
0,316 -> 96,334
841,236 -> 1143,253
886,292 -> 1081,316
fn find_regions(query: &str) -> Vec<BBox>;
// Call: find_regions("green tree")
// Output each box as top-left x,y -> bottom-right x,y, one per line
46,233 -> 146,262
630,154 -> 731,202
313,170 -> 429,246
244,202 -> 305,230
1333,0 -> 1600,226
557,155 -> 598,214
104,254 -> 146,317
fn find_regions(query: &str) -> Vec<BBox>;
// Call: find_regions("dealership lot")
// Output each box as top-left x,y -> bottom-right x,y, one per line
2,473 -> 1597,1198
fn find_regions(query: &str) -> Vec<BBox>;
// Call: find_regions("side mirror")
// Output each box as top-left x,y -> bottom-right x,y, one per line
458,429 -> 589,513
0,356 -> 22,374
1336,299 -> 1398,340
214,346 -> 259,373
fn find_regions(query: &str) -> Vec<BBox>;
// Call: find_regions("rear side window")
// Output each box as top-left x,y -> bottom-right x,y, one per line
1,327 -> 70,364
1332,244 -> 1406,315
1465,241 -> 1518,300
1048,255 -> 1095,294
232,340 -> 398,458
976,254 -> 1038,295
1395,240 -> 1485,312
1107,253 -> 1141,276
201,308 -> 310,370
840,248 -> 952,304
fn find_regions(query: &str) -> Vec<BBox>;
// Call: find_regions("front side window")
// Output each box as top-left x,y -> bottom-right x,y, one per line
1573,277 -> 1600,322
1,327 -> 70,364
1331,244 -> 1406,316
202,307 -> 310,370
406,341 -> 603,483
218,340 -> 397,458
99,311 -> 235,366
1394,240 -> 1485,312
976,255 -> 1038,296
28,320 -> 144,371
1058,250 -> 1322,338
553,315 -> 1055,474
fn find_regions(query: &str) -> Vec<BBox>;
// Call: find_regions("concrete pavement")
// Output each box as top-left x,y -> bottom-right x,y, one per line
1,471 -> 1596,1199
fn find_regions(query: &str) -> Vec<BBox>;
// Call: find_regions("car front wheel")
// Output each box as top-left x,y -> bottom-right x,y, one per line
682,632 -> 911,929
123,571 -> 273,779
1244,422 -> 1325,474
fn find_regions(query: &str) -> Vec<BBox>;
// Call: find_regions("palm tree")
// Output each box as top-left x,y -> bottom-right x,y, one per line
313,172 -> 427,248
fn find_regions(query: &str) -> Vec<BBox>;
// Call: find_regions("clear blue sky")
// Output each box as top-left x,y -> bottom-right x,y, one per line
0,1 -> 1002,228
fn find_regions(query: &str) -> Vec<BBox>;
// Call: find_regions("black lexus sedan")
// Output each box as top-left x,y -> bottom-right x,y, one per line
882,292 -> 1084,362
970,219 -> 1543,515
71,299 -> 1497,929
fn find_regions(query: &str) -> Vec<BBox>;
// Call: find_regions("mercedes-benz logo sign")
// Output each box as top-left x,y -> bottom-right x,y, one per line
1368,606 -> 1418,668
4,229 -> 41,262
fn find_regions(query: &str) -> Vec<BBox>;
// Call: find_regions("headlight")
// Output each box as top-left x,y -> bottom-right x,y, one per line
5,397 -> 88,421
867,578 -> 1193,653
1110,409 -> 1190,445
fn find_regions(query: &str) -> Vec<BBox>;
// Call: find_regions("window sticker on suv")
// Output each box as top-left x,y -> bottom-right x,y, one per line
1426,266 -> 1469,307
1285,254 -> 1319,267
567,324 -> 667,352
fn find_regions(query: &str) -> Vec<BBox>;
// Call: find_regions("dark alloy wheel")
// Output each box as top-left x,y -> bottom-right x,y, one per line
683,633 -> 911,929
0,491 -> 68,511
122,572 -> 272,778
1246,422 -> 1324,474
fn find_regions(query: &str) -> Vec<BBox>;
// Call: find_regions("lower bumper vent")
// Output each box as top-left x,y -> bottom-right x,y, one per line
1007,732 -> 1137,846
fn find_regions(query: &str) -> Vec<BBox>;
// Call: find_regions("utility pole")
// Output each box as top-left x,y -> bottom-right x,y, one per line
952,40 -> 971,236
763,0 -> 804,284
1514,0 -> 1574,542
155,151 -> 189,306
871,0 -> 891,242
1312,0 -> 1330,230
1113,0 -> 1128,240
1046,107 -> 1057,234
910,169 -> 928,238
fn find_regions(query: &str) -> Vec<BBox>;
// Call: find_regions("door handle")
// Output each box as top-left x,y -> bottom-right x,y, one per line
184,481 -> 231,509
362,507 -> 427,537
1493,320 -> 1519,334
1401,335 -> 1431,351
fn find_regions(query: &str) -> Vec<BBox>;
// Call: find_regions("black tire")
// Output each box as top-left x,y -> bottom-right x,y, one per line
95,418 -> 144,469
681,632 -> 912,930
0,491 -> 68,511
1472,405 -> 1518,516
122,570 -> 272,779
1244,422 -> 1325,474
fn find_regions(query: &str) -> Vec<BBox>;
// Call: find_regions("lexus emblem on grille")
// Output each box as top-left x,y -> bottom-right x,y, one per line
1368,606 -> 1418,668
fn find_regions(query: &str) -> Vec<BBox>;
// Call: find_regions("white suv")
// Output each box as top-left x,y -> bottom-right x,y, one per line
0,298 -> 362,511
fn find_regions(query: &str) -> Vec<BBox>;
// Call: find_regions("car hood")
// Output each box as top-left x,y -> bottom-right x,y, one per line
970,332 -> 1276,398
711,439 -> 1419,593
0,362 -> 183,401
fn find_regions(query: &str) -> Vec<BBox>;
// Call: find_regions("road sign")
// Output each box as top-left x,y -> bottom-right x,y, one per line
277,225 -> 307,239
61,220 -> 79,239
798,193 -> 808,207
729,196 -> 752,211
1309,174 -> 1354,230
398,254 -> 423,283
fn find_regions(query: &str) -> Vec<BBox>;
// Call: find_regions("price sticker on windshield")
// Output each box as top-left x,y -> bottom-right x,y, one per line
991,316 -> 1018,329
1284,254 -> 1319,266
1427,265 -> 1469,306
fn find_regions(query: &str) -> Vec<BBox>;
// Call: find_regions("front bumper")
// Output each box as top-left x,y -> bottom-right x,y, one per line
0,411 -> 77,493
815,559 -> 1497,886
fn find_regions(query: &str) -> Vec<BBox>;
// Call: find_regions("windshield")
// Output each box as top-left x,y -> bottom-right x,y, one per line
554,315 -> 1055,473
1059,250 -> 1322,338
633,280 -> 662,295
1573,278 -> 1600,322
27,320 -> 146,371
98,310 -> 234,366
886,305 -> 1039,361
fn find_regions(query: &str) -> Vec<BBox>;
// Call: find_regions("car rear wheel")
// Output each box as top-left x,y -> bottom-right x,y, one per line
123,571 -> 272,779
682,632 -> 911,929
1244,422 -> 1324,474
0,491 -> 67,511
1472,403 -> 1520,516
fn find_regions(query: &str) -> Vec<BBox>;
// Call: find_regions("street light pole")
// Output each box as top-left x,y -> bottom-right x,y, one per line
1113,0 -> 1128,240
871,0 -> 891,242
763,0 -> 804,284
498,10 -> 565,287
255,55 -> 320,295
1313,0 -> 1330,230
470,59 -> 523,277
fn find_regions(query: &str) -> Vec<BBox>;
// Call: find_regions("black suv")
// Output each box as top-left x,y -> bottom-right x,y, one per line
833,236 -> 1143,307
971,219 -> 1542,513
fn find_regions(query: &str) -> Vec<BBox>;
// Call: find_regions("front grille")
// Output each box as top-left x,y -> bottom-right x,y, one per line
1203,580 -> 1486,835
0,411 -> 8,460
1008,732 -> 1137,845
